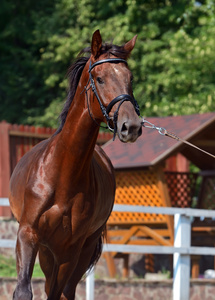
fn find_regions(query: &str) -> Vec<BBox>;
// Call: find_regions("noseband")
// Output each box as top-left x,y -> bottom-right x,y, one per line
84,58 -> 140,140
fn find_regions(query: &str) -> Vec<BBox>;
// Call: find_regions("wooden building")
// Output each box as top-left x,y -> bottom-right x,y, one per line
103,112 -> 215,277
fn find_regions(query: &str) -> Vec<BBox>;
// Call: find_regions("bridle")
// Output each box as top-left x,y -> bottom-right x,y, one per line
84,58 -> 140,140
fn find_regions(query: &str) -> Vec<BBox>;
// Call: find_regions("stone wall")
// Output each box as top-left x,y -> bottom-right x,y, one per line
0,218 -> 18,257
1,277 -> 215,300
1,218 -> 215,299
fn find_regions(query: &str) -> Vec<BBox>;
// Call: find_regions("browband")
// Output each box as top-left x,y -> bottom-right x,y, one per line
89,58 -> 128,73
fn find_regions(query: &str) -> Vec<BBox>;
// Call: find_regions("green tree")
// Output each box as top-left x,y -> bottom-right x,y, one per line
138,0 -> 215,116
0,0 -> 59,124
0,0 -> 215,127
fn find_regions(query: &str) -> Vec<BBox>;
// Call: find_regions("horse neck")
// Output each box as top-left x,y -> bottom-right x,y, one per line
55,89 -> 100,176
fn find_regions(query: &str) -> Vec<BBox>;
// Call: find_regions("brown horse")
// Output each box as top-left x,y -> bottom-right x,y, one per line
9,30 -> 142,300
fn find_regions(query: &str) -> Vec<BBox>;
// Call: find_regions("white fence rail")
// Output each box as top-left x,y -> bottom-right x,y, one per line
1,198 -> 215,300
0,198 -> 10,207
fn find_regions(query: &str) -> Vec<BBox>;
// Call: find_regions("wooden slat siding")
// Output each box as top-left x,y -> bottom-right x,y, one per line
0,122 -> 11,216
24,125 -> 31,153
9,128 -> 16,179
8,124 -> 57,173
19,124 -> 25,160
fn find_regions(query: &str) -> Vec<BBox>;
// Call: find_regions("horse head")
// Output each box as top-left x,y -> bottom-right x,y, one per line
86,30 -> 142,143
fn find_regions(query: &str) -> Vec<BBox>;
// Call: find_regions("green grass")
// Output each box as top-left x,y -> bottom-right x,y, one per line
0,255 -> 44,278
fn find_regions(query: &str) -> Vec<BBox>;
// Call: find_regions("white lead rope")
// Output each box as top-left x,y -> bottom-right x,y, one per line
141,118 -> 215,160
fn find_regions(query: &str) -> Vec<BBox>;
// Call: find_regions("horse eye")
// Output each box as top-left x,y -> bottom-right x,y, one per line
96,77 -> 104,84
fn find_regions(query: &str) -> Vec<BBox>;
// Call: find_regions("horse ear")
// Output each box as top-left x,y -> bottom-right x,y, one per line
91,30 -> 102,59
124,35 -> 137,53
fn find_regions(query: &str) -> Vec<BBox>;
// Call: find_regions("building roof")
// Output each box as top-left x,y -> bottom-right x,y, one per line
103,112 -> 215,170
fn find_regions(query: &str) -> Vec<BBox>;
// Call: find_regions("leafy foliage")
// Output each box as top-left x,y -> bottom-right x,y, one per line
0,0 -> 215,127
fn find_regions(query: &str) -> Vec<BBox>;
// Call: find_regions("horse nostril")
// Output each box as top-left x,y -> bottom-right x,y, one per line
120,121 -> 142,139
138,126 -> 142,136
121,122 -> 128,136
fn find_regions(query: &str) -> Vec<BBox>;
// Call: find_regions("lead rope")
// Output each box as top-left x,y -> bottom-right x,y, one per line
141,118 -> 215,159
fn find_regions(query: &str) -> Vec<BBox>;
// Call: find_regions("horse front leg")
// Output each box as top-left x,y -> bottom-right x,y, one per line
62,228 -> 104,300
13,224 -> 39,300
46,239 -> 87,300
47,255 -> 79,300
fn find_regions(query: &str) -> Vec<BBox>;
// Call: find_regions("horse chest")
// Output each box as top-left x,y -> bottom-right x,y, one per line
38,186 -> 113,245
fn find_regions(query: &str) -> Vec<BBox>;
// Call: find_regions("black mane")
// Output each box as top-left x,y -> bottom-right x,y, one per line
56,42 -> 131,133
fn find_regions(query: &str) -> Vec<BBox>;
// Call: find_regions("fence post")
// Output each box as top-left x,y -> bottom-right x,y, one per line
173,213 -> 191,300
86,268 -> 94,300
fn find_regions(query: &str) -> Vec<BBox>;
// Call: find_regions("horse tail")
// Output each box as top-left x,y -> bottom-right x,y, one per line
87,226 -> 107,272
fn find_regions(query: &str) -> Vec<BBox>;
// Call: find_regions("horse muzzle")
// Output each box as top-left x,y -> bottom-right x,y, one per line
105,94 -> 142,142
117,115 -> 142,143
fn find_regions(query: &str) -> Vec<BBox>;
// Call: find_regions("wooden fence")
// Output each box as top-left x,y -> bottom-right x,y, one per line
92,205 -> 215,300
1,198 -> 215,300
